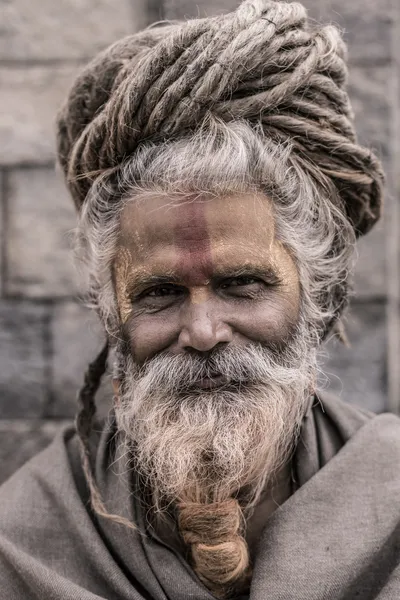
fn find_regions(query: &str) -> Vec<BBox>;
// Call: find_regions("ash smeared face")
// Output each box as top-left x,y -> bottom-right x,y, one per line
113,193 -> 301,366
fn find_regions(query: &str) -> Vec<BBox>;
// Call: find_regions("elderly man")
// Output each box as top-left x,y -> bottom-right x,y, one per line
1,1 -> 400,599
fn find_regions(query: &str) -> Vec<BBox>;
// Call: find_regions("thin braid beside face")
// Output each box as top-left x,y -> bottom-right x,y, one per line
74,340 -> 140,529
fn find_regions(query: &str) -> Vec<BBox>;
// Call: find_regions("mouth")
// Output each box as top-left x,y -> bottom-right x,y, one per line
194,374 -> 229,390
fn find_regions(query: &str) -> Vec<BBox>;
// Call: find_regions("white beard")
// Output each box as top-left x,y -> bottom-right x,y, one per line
114,315 -> 316,515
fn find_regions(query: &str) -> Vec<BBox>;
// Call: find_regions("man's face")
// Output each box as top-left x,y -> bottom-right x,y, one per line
113,193 -> 301,367
111,193 -> 315,511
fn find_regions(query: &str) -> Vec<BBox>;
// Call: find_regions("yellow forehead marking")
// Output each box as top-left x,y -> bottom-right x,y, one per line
190,286 -> 210,304
114,247 -> 133,324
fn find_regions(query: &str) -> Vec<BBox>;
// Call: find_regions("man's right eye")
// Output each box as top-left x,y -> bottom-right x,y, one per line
145,285 -> 184,298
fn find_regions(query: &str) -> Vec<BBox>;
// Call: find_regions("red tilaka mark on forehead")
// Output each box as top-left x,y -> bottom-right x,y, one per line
174,201 -> 213,286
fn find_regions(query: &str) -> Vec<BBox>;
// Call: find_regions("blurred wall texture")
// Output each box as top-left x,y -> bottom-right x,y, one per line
0,0 -> 399,484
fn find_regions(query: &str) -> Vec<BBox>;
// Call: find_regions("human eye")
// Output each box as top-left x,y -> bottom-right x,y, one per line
146,285 -> 183,297
134,284 -> 186,311
221,276 -> 260,288
219,273 -> 281,298
219,276 -> 265,298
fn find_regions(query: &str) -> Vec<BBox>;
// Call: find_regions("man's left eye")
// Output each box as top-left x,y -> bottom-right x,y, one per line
221,276 -> 260,289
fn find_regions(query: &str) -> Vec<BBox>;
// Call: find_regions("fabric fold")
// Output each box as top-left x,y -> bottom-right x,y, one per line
1,391 -> 399,599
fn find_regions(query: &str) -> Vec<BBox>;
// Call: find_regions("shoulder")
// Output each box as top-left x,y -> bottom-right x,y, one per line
313,388 -> 380,437
0,423 -> 131,598
0,425 -> 93,550
0,424 -> 84,513
0,425 -> 98,595
296,389 -> 400,484
315,388 -> 400,459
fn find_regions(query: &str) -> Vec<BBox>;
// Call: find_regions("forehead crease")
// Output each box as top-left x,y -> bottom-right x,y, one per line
120,201 -> 178,247
120,199 -> 215,253
119,195 -> 278,276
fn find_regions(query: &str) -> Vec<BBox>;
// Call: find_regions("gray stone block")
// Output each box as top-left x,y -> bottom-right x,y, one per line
348,65 -> 391,162
346,65 -> 391,298
352,219 -> 387,300
49,301 -> 112,419
0,419 -> 71,485
0,65 -> 82,165
322,0 -> 393,65
300,0 -> 334,21
318,300 -> 387,413
165,0 -> 393,65
0,300 -> 47,418
7,168 -> 77,297
0,0 -> 138,61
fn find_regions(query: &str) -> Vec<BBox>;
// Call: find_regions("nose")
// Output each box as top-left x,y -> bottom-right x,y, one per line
177,302 -> 233,352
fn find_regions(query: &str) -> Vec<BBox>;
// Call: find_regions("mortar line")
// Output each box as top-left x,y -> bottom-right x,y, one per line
1,161 -> 56,171
0,58 -> 90,68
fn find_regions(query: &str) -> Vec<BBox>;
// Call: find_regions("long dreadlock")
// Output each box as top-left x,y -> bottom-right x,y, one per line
75,338 -> 137,530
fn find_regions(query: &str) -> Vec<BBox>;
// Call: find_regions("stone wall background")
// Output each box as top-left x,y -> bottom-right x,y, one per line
0,0 -> 399,484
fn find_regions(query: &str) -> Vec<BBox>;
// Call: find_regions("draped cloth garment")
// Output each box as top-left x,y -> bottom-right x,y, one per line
1,391 -> 400,599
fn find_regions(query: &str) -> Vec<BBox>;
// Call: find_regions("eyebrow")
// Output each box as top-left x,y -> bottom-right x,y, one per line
126,264 -> 282,294
214,265 -> 282,283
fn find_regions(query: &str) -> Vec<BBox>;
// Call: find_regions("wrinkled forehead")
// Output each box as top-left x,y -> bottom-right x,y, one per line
118,193 -> 277,260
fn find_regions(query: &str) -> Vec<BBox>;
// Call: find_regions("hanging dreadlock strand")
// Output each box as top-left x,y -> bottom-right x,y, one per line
75,339 -> 137,530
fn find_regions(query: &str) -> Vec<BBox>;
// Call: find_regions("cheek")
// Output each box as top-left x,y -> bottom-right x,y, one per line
123,312 -> 180,364
232,294 -> 300,343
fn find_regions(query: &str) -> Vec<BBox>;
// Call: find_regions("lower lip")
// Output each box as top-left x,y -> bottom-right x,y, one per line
196,375 -> 227,389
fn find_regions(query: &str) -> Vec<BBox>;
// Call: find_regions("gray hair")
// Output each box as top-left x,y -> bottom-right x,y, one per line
75,114 -> 356,345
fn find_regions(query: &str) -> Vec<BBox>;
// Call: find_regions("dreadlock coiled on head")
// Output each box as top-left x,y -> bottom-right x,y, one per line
56,0 -> 384,236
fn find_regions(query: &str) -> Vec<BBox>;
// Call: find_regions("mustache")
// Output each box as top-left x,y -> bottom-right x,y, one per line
125,337 -> 309,394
